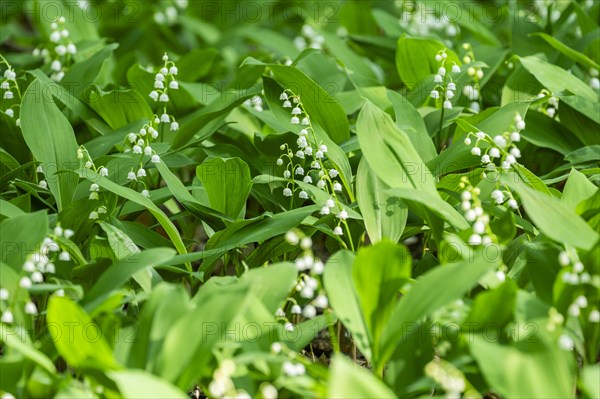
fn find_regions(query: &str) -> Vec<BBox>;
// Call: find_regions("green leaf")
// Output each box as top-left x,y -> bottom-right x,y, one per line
197,157 -> 252,220
581,365 -> 600,399
99,222 -> 158,293
395,37 -> 461,90
201,206 -> 320,274
503,174 -> 599,250
353,241 -> 411,373
385,187 -> 469,231
356,158 -> 407,243
388,91 -> 437,163
62,44 -> 118,98
519,55 -> 597,101
0,211 -> 47,270
267,65 -> 350,143
172,86 -> 261,149
86,88 -> 152,130
380,253 -> 499,365
126,283 -> 191,370
78,168 -> 189,265
561,168 -> 598,212
27,69 -> 112,136
154,160 -> 230,229
323,250 -> 371,361
0,199 -> 25,218
530,33 -> 599,70
108,370 -> 188,399
357,100 -> 436,193
21,79 -> 79,211
328,355 -> 396,398
0,324 -> 56,375
82,248 -> 176,312
470,334 -> 575,399
47,296 -> 118,371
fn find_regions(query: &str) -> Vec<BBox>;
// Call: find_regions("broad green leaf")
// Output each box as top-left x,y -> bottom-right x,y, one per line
395,37 -> 461,90
320,31 -> 381,86
581,365 -> 600,399
267,64 -> 350,143
357,100 -> 436,193
519,56 -> 597,101
82,248 -> 175,312
388,91 -> 437,162
503,175 -> 599,250
0,199 -> 25,218
561,168 -> 598,212
0,324 -> 56,375
175,48 -> 219,82
87,88 -> 152,130
0,211 -> 47,270
99,222 -> 157,293
27,70 -> 112,136
530,33 -> 599,70
352,241 -> 411,373
201,206 -> 320,274
21,79 -> 79,211
323,251 -> 371,361
47,296 -> 118,371
197,157 -> 252,220
108,370 -> 187,399
470,334 -> 575,399
328,355 -> 396,398
79,169 -> 188,263
356,159 -> 407,243
380,254 -> 499,365
62,43 -> 118,98
127,283 -> 191,370
385,188 -> 469,231
172,86 -> 261,149
157,279 -> 255,387
238,263 -> 298,313
464,281 -> 517,329
154,161 -> 230,230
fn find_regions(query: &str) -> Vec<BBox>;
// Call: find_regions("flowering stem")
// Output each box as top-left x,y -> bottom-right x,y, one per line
343,220 -> 355,252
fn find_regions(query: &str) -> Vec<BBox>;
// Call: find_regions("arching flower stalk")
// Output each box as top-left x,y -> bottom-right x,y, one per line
33,17 -> 77,82
461,43 -> 484,113
0,55 -> 21,126
276,88 -> 354,249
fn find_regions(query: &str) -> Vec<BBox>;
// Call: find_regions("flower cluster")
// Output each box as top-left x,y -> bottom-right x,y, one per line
206,359 -> 250,398
429,49 -> 461,110
273,231 -> 328,329
1,56 -> 21,126
458,177 -> 494,247
397,2 -> 459,39
0,225 -> 71,324
590,68 -> 600,90
557,248 -> 599,349
76,146 -> 117,216
536,91 -> 559,118
33,17 -> 77,82
149,53 -> 180,106
425,359 -> 466,399
460,43 -> 485,113
123,118 -> 163,197
463,112 -> 525,172
294,24 -> 325,51
559,250 -> 596,289
153,0 -> 188,25
243,95 -> 264,112
276,89 -> 350,240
